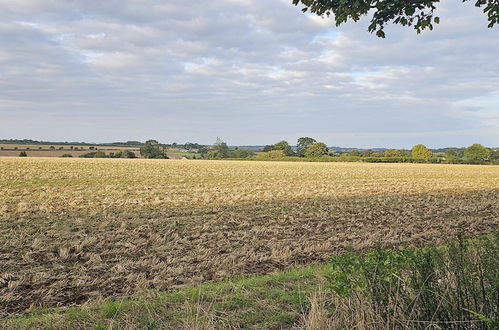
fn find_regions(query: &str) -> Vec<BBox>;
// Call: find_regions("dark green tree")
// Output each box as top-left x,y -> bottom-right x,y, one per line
140,140 -> 167,159
273,140 -> 294,156
445,148 -> 460,161
292,0 -> 499,38
464,143 -> 491,161
19,151 -> 27,157
231,148 -> 251,158
262,145 -> 274,152
297,137 -> 317,156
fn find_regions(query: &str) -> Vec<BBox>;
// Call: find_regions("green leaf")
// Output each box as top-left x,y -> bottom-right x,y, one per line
405,7 -> 415,16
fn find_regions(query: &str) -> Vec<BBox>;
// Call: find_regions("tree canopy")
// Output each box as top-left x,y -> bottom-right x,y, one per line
464,143 -> 491,161
207,137 -> 230,159
297,137 -> 317,156
292,0 -> 499,37
304,142 -> 329,157
140,140 -> 168,159
411,144 -> 433,160
265,140 -> 295,156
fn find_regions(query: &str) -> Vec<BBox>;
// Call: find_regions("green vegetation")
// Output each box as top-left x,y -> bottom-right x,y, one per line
263,140 -> 295,156
140,140 -> 168,159
465,143 -> 491,161
292,0 -> 499,38
326,234 -> 499,329
296,137 -> 317,156
412,144 -> 433,161
3,234 -> 497,329
18,151 -> 27,157
304,142 -> 329,158
207,137 -> 230,159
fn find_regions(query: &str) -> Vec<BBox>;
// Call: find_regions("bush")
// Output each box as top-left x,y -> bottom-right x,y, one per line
93,151 -> 107,158
79,151 -> 107,158
61,154 -> 73,158
325,234 -> 499,329
256,150 -> 286,160
19,151 -> 27,157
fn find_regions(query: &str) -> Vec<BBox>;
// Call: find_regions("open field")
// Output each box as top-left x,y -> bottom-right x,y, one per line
1,158 -> 498,317
0,144 -> 141,158
0,144 -> 192,159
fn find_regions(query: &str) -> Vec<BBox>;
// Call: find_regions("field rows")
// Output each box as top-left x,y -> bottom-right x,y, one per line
1,158 -> 498,315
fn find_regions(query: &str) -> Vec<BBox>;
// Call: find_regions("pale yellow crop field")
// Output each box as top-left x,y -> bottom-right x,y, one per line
1,157 -> 498,315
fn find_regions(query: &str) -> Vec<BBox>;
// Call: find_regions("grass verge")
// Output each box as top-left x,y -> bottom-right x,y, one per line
2,233 -> 498,329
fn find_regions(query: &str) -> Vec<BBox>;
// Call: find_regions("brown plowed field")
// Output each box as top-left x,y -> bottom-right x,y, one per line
1,158 -> 498,316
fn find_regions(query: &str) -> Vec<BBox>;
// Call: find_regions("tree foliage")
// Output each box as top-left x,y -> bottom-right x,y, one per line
209,137 -> 230,159
256,150 -> 286,160
231,148 -> 252,158
272,140 -> 295,156
304,142 -> 329,157
297,137 -> 317,156
140,140 -> 167,159
464,143 -> 491,161
292,0 -> 499,37
384,149 -> 403,157
411,144 -> 433,160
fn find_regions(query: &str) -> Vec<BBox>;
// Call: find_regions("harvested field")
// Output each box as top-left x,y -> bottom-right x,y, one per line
0,144 -> 141,158
0,158 -> 498,316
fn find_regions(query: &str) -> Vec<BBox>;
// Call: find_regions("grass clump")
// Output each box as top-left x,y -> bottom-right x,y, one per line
322,233 -> 499,329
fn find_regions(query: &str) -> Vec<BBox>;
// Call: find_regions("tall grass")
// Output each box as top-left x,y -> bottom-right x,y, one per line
321,233 -> 499,329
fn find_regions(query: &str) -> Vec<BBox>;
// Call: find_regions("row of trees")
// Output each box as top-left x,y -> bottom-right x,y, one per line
342,144 -> 495,162
206,137 -> 496,163
79,150 -> 137,158
262,137 -> 330,158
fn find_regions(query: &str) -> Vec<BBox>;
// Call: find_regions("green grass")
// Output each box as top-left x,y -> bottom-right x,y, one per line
1,265 -> 328,329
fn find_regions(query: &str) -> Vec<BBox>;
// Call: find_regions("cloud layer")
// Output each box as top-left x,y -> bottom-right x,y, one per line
1,0 -> 498,147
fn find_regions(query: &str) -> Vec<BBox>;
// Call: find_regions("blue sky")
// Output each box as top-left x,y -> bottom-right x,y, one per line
1,0 -> 498,148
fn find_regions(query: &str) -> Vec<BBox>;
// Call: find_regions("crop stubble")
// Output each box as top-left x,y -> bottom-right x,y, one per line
0,158 -> 498,315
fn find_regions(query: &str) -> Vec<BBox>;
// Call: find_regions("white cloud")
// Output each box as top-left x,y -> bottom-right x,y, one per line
0,0 -> 498,147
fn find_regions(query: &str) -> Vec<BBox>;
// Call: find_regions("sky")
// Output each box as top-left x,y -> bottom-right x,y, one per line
1,0 -> 498,148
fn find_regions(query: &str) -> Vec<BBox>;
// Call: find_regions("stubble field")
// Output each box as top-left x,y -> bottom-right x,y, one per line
1,158 -> 498,316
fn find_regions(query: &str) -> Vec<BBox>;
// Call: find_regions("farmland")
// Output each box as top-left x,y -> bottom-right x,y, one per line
1,158 -> 498,320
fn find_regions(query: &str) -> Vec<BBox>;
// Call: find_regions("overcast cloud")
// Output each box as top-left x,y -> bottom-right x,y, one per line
0,0 -> 498,148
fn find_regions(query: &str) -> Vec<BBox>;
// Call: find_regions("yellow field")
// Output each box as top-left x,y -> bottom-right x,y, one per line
1,158 -> 498,315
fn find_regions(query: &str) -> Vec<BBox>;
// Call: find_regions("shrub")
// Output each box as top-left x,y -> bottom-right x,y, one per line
19,151 -> 27,157
256,150 -> 286,160
325,234 -> 499,329
61,154 -> 73,158
93,151 -> 107,158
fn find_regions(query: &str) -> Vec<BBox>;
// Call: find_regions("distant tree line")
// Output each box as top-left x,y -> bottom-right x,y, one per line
79,150 -> 137,159
205,137 -> 498,165
9,137 -> 498,165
